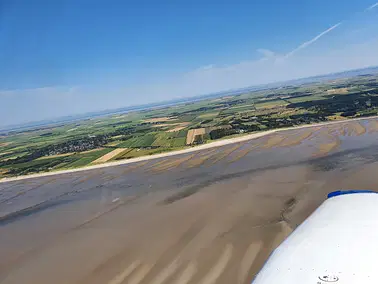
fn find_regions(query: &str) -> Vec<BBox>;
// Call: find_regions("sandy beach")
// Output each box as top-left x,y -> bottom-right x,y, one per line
1,115 -> 377,184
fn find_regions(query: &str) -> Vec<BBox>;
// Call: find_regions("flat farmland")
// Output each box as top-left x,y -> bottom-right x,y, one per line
186,128 -> 206,145
92,148 -> 127,164
2,73 -> 378,178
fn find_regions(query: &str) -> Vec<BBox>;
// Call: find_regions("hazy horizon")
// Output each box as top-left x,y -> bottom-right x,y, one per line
2,65 -> 377,130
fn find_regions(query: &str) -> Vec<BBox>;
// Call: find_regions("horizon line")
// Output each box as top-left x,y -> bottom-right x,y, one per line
1,65 -> 378,131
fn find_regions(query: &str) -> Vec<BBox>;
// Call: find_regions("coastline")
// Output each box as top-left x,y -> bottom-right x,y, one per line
1,115 -> 377,184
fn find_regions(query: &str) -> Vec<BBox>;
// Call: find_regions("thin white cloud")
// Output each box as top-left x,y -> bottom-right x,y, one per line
366,2 -> 378,11
141,39 -> 378,101
197,64 -> 214,71
285,22 -> 342,58
257,49 -> 276,58
2,38 -> 378,128
0,86 -> 79,98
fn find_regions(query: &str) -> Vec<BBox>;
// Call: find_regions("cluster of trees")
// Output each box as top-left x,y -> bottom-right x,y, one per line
209,128 -> 238,140
6,157 -> 70,176
288,92 -> 378,117
208,111 -> 329,140
0,123 -> 160,171
200,119 -> 213,125
265,92 -> 312,99
39,132 -> 53,137
40,135 -> 109,156
230,119 -> 261,132
0,135 -> 109,168
288,114 -> 327,123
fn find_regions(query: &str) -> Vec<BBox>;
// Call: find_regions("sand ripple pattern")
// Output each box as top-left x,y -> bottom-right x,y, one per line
102,243 -> 266,284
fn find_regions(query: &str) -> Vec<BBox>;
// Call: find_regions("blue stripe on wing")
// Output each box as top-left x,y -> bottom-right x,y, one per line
328,190 -> 377,198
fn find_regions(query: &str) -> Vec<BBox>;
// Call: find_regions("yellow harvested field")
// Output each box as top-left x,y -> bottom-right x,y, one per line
186,128 -> 206,145
166,122 -> 190,132
194,128 -> 206,134
198,112 -> 219,119
0,151 -> 12,157
105,141 -> 122,147
327,87 -> 348,94
1,157 -> 19,162
327,114 -> 347,121
81,148 -> 104,154
186,130 -> 195,145
167,126 -> 186,132
151,123 -> 181,128
92,148 -> 127,164
112,135 -> 123,139
151,122 -> 189,132
0,142 -> 11,147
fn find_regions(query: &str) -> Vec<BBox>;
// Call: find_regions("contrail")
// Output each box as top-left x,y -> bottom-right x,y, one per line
366,2 -> 378,10
285,22 -> 342,58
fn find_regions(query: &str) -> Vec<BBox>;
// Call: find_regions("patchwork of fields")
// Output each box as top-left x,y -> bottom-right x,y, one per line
1,73 -> 378,178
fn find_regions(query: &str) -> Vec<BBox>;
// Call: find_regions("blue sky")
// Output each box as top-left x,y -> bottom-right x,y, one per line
1,0 -> 378,126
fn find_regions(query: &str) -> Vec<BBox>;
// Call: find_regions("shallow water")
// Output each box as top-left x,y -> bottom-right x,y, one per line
1,118 -> 378,284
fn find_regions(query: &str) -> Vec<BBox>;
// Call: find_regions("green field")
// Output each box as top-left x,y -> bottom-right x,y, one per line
1,73 -> 378,178
117,134 -> 156,148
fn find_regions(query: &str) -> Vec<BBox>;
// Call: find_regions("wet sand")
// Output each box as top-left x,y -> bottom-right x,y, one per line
2,118 -> 378,284
2,115 -> 378,184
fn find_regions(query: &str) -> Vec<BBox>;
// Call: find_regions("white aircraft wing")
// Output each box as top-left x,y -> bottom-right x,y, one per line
252,190 -> 378,284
